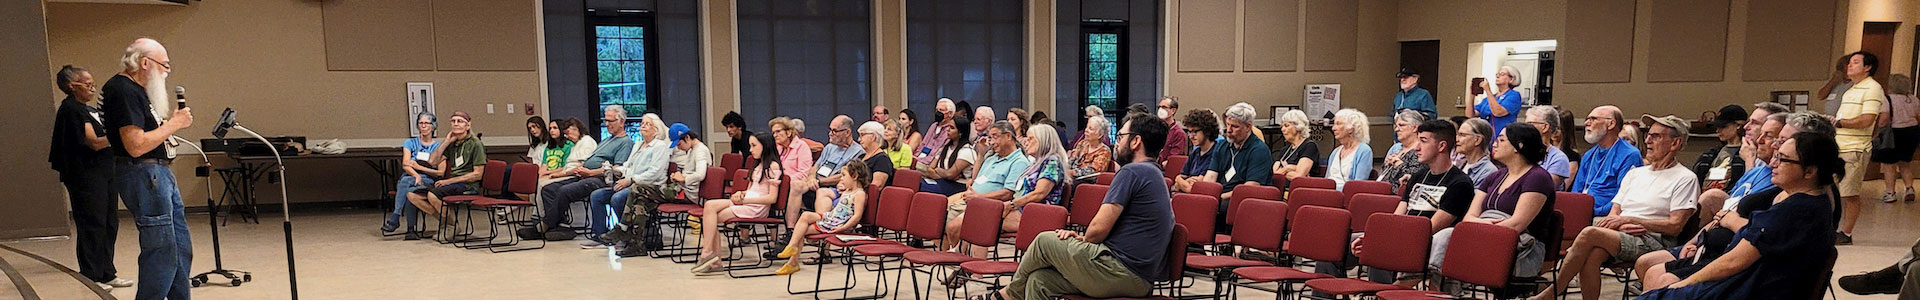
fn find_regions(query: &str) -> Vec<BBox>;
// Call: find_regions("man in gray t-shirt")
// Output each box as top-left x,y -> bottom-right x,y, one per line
997,113 -> 1174,300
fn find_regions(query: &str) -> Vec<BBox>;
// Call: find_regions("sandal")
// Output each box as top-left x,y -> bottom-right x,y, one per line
943,269 -> 971,289
967,289 -> 1007,300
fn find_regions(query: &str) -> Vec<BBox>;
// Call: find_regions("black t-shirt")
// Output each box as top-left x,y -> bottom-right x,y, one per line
730,129 -> 756,156
862,152 -> 895,185
1563,147 -> 1581,163
1401,167 -> 1475,226
100,74 -> 166,160
1271,140 -> 1322,169
49,98 -> 112,174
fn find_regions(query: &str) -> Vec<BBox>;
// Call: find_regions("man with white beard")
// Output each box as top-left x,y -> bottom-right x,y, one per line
101,38 -> 195,300
1570,105 -> 1643,217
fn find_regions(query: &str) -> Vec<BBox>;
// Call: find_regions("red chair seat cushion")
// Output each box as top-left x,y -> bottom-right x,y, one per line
726,217 -> 781,224
1184,255 -> 1271,269
442,195 -> 483,203
472,198 -> 532,207
818,234 -> 896,247
1061,295 -> 1172,300
657,203 -> 701,213
1374,290 -> 1450,300
1304,278 -> 1409,295
1231,266 -> 1332,282
1214,234 -> 1232,245
904,251 -> 981,265
852,244 -> 916,256
958,260 -> 1018,275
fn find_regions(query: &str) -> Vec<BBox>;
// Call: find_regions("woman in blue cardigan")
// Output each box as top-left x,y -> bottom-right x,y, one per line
1327,109 -> 1374,190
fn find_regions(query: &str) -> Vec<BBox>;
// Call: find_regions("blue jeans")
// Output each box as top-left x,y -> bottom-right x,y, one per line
388,175 -> 434,231
116,161 -> 192,300
587,187 -> 631,236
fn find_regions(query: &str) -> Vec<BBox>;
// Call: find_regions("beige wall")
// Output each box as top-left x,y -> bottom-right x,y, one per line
3,1 -> 68,239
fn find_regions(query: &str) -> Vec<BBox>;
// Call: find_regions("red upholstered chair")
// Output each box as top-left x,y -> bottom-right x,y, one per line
463,162 -> 546,252
1343,179 -> 1395,198
903,197 -> 1001,296
1164,155 -> 1188,179
1288,177 -> 1337,193
844,192 -> 950,299
891,168 -> 922,191
1217,184 -> 1282,246
1346,193 -> 1401,233
1069,184 -> 1110,230
959,204 -> 1068,289
1285,187 -> 1345,221
1437,222 -> 1521,298
1187,180 -> 1223,199
437,160 -> 508,243
1232,204 -> 1347,298
720,175 -> 790,278
1302,214 -> 1431,297
1170,194 -> 1219,247
725,169 -> 750,196
1095,172 -> 1117,185
1062,224 -> 1190,300
651,166 -> 729,258
720,153 -> 744,174
1555,192 -> 1595,254
1185,199 -> 1289,298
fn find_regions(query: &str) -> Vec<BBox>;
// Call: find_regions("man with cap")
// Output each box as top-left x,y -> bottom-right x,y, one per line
1532,114 -> 1699,300
1694,105 -> 1748,189
603,122 -> 709,256
1394,67 -> 1436,120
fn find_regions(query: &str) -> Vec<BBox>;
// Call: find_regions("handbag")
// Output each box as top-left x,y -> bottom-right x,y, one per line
1875,102 -> 1898,152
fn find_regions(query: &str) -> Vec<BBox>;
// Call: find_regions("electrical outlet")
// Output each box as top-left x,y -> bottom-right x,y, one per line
507,104 -> 517,114
487,104 -> 496,114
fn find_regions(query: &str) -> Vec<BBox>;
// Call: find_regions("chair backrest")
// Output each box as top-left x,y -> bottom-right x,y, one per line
1188,181 -> 1223,199
891,168 -> 923,190
1555,192 -> 1595,245
506,163 -> 540,195
720,153 -> 744,173
907,192 -> 949,240
1231,199 -> 1289,252
1343,180 -> 1394,199
1016,204 -> 1069,251
726,169 -> 749,194
699,167 -> 727,200
1287,206 -> 1353,262
1441,221 -> 1519,288
1170,193 -> 1219,243
1286,187 -> 1345,220
1360,214 -> 1434,274
1288,177 -> 1337,192
1163,155 -> 1188,179
1226,185 -> 1283,225
772,175 -> 791,217
1095,172 -> 1117,185
1070,184 -> 1111,227
480,160 -> 508,192
1542,210 -> 1566,262
1165,224 -> 1191,284
862,184 -> 884,226
1346,193 -> 1401,233
960,197 -> 1007,247
877,187 -> 916,231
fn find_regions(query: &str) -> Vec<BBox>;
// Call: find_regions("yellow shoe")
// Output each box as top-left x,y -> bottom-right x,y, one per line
778,246 -> 802,259
774,264 -> 802,275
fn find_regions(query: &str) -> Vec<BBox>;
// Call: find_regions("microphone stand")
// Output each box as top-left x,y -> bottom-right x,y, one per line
173,136 -> 251,288
232,125 -> 300,300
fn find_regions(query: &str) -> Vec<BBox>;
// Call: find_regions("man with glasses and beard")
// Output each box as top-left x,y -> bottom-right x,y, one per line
101,38 -> 195,300
1571,105 -> 1644,217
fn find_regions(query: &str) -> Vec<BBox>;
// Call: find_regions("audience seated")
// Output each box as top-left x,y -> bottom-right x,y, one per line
584,114 -> 669,247
690,133 -> 784,275
1067,112 -> 1114,185
1638,132 -> 1841,299
1377,110 -> 1431,194
1270,110 -> 1320,181
896,109 -> 926,160
1343,119 -> 1477,285
785,116 -> 864,228
1571,105 -> 1644,217
604,122 -> 710,256
384,113 -> 440,238
983,110 -> 1174,300
774,160 -> 871,275
1327,109 -> 1374,190
1172,109 -> 1217,192
918,115 -> 977,195
883,119 -> 914,169
855,121 -> 897,188
1693,105 -> 1749,189
723,111 -> 754,156
1531,114 -> 1699,300
1007,108 -> 1030,139
1204,103 -> 1274,200
945,121 -> 1031,254
914,98 -> 957,168
528,106 -> 634,240
1155,97 -> 1190,166
1428,123 -> 1555,283
1641,107 -> 1815,289
1456,119 -> 1498,186
1006,124 -> 1068,232
793,118 -> 824,153
1523,106 -> 1573,184
407,111 -> 487,222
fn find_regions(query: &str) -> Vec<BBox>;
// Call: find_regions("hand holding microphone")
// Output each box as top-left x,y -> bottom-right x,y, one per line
171,86 -> 194,129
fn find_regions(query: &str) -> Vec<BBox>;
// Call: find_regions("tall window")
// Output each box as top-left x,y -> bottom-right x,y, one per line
589,12 -> 660,140
1081,21 -> 1128,141
737,0 -> 872,141
907,0 -> 1025,118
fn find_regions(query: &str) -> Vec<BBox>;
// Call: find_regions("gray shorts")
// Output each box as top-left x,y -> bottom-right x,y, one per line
1609,232 -> 1667,265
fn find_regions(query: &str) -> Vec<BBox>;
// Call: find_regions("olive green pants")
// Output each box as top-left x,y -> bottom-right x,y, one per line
1005,230 -> 1153,300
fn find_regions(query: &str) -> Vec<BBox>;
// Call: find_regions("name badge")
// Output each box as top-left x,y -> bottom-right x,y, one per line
415,152 -> 431,161
1707,167 -> 1729,181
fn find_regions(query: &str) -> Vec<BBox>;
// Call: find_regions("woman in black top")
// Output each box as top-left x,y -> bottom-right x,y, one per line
48,65 -> 126,286
1271,110 -> 1321,181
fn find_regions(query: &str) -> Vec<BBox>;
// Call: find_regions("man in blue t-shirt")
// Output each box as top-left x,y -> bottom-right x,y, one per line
1571,105 -> 1643,216
995,112 -> 1175,300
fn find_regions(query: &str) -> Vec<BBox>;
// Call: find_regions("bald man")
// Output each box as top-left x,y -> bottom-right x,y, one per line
102,38 -> 196,300
1571,105 -> 1644,217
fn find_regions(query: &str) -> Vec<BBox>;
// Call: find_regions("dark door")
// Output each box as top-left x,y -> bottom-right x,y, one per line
1399,40 -> 1441,96
1862,22 -> 1898,84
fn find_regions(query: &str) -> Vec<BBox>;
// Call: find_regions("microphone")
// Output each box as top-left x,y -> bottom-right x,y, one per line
212,107 -> 238,139
175,86 -> 188,110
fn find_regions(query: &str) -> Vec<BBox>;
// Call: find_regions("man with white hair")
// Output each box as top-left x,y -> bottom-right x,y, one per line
1524,106 -> 1573,183
914,98 -> 957,167
795,118 -> 824,153
974,105 -> 997,145
1532,114 -> 1697,300
1571,105 -> 1643,216
786,115 -> 866,228
581,114 -> 670,251
1203,102 -> 1274,200
102,38 -> 195,300
526,105 -> 635,241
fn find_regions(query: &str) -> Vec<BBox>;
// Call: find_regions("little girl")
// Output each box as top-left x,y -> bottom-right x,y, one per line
774,160 -> 872,275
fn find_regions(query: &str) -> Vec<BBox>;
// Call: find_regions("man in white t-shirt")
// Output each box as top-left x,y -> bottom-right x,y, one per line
1532,115 -> 1699,300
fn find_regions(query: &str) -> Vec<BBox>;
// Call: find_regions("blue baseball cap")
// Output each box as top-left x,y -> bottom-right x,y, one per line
668,123 -> 690,147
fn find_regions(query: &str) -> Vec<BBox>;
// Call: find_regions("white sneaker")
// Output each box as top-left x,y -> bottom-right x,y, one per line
103,278 -> 134,288
96,282 -> 113,290
580,239 -> 607,249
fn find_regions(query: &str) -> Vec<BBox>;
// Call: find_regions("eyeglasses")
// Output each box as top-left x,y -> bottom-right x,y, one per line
1584,117 -> 1614,123
602,119 -> 619,123
1526,121 -> 1550,127
418,122 -> 433,125
1773,156 -> 1803,166
145,57 -> 171,71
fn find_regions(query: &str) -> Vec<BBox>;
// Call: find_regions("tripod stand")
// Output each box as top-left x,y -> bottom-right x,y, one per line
173,136 -> 252,287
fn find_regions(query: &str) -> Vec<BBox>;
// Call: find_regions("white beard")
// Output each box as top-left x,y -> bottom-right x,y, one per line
1584,129 -> 1604,144
145,69 -> 171,122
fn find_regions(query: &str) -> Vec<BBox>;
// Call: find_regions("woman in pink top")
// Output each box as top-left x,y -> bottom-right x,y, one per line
1874,74 -> 1919,203
771,117 -> 815,180
692,133 -> 785,274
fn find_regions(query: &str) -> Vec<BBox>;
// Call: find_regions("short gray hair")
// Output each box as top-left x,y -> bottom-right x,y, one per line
792,118 -> 808,133
1083,105 -> 1105,118
641,113 -> 668,141
1335,109 -> 1370,143
1223,102 -> 1258,125
1084,114 -> 1111,141
1279,110 -> 1312,140
1498,65 -> 1523,87
834,115 -> 856,132
1526,106 -> 1560,133
120,38 -> 162,73
1787,112 -> 1836,137
937,98 -> 955,112
604,104 -> 626,116
1393,109 -> 1427,125
989,120 -> 1015,136
1752,102 -> 1791,117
